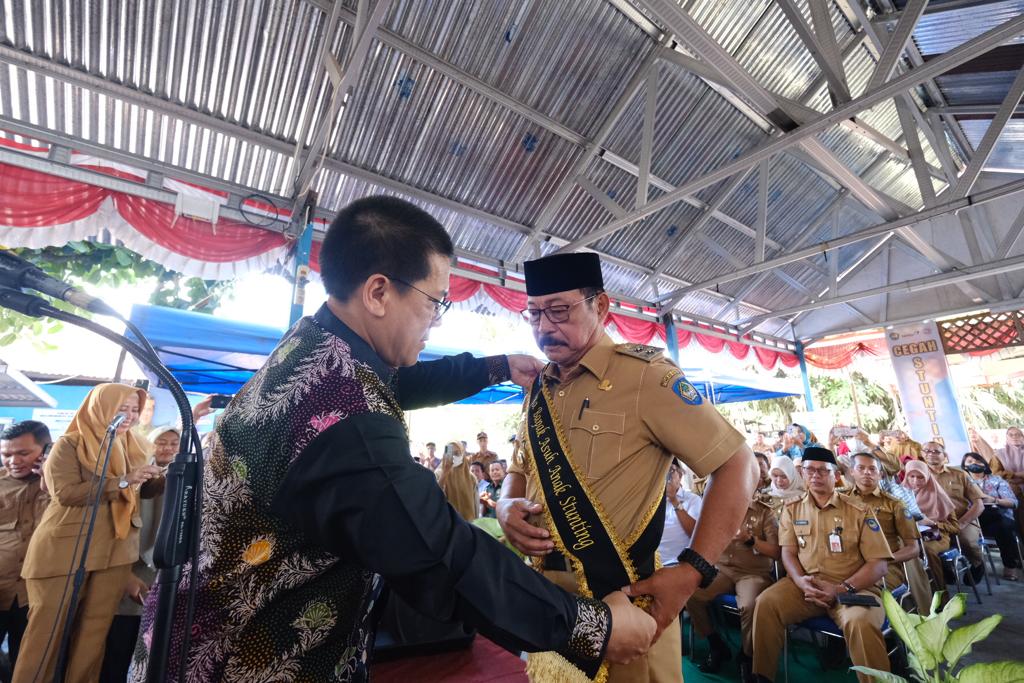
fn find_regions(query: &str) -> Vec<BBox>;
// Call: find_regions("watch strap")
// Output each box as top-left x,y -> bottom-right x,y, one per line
676,547 -> 718,589
842,580 -> 857,594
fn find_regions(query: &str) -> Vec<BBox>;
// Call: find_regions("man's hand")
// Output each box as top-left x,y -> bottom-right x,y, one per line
665,478 -> 680,501
496,497 -> 553,556
506,354 -> 545,388
796,576 -> 835,608
623,564 -> 700,640
124,573 -> 149,605
602,591 -> 657,665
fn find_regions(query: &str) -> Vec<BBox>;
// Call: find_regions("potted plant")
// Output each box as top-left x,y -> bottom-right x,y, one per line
853,590 -> 1024,682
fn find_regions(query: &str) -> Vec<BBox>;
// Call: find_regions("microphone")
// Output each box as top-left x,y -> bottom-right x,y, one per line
107,413 -> 128,432
0,249 -> 117,315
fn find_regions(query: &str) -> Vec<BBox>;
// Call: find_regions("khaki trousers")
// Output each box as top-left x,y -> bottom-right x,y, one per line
957,521 -> 984,568
13,564 -> 131,683
752,577 -> 889,683
922,536 -> 952,595
884,557 -> 934,616
687,566 -> 770,656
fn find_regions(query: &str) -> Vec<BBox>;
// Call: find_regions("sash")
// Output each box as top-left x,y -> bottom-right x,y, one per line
523,378 -> 665,683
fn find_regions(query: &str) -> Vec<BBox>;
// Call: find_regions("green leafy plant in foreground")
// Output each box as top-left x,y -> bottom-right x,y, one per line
853,590 -> 1024,682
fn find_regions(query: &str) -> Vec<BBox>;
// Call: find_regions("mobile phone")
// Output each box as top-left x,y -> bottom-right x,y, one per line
880,430 -> 902,438
210,394 -> 232,410
834,426 -> 859,438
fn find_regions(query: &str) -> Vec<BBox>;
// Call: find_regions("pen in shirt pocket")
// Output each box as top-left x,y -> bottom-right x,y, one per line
578,397 -> 590,420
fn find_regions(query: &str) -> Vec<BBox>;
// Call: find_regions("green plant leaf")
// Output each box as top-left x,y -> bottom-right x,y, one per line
882,590 -> 935,670
913,617 -> 949,668
930,591 -> 943,616
904,651 -> 929,683
942,614 -> 1001,670
957,661 -> 1024,683
939,593 -> 966,622
850,666 -> 908,683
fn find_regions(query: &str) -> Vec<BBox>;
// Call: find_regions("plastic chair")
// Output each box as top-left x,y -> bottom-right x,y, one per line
939,542 -> 982,604
783,607 -> 900,683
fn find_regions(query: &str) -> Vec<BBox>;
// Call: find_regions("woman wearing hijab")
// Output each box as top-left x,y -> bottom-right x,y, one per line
903,460 -> 959,592
767,455 -> 805,505
968,427 -> 996,464
993,426 -> 1024,538
14,384 -> 165,683
434,441 -> 478,522
775,423 -> 820,460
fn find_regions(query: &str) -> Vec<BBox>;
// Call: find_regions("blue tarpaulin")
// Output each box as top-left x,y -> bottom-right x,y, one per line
126,305 -> 801,405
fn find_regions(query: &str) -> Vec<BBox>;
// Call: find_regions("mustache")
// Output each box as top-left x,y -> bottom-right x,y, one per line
537,335 -> 566,347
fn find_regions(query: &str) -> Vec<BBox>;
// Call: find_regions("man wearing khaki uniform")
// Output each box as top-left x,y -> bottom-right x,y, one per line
686,491 -> 780,680
500,252 -> 758,683
923,441 -> 985,579
752,447 -> 893,683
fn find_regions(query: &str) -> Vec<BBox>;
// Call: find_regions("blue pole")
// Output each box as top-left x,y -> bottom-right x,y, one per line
796,341 -> 815,411
289,222 -> 313,327
662,313 -> 680,365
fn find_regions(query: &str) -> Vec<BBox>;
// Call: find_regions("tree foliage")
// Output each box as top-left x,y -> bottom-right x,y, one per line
0,242 -> 233,349
808,371 -> 900,433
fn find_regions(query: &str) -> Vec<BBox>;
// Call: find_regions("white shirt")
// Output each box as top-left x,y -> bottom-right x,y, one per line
657,489 -> 703,564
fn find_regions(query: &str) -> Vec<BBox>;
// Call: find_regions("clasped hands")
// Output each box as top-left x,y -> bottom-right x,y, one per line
498,497 -> 697,664
794,574 -> 840,608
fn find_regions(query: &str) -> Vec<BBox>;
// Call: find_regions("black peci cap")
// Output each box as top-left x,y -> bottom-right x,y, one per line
523,253 -> 604,296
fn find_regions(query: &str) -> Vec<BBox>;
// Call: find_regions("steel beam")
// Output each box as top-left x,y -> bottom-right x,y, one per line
637,64 -> 659,207
865,0 -> 929,93
740,250 -> 1024,330
658,175 -> 1024,306
997,204 -> 1024,259
555,12 -> 1024,255
949,65 -> 1024,199
776,0 -> 851,102
895,96 -> 937,205
929,104 -> 1024,116
755,159 -> 769,263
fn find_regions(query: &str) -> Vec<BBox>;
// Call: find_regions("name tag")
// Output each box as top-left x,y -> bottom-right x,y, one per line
828,532 -> 843,553
794,520 -> 809,526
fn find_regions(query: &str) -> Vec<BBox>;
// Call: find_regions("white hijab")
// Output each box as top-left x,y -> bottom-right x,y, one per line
769,455 -> 806,502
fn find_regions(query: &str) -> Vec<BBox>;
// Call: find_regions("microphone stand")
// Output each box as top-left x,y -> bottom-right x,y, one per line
0,288 -> 202,683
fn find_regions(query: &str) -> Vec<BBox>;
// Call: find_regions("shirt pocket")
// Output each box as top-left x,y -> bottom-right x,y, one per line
568,409 -> 625,482
0,500 -> 18,528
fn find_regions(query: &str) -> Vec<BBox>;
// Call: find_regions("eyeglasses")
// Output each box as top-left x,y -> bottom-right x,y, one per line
389,276 -> 452,320
922,448 -> 944,455
800,466 -> 833,478
521,292 -> 602,325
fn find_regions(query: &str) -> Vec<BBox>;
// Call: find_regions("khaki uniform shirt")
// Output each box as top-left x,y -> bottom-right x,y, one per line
780,491 -> 893,591
471,449 -> 498,468
509,334 -> 746,543
0,471 -> 48,609
718,495 -> 779,577
933,465 -> 984,520
849,486 -> 920,552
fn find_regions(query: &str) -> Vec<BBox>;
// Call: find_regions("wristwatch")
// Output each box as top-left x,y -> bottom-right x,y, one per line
842,580 -> 857,594
744,537 -> 756,547
118,477 -> 130,490
676,548 -> 719,589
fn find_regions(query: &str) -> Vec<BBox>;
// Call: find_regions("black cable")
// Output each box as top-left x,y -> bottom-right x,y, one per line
27,427 -> 116,683
52,416 -> 124,683
238,193 -> 281,227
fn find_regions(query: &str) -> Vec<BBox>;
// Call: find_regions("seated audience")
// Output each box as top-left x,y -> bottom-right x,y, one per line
848,452 -> 932,614
752,447 -> 892,683
922,441 -> 986,582
904,460 -> 960,592
0,422 -> 51,679
753,452 -> 771,492
434,442 -> 478,522
14,384 -> 165,683
752,433 -> 770,454
469,461 -> 489,496
767,455 -> 805,504
883,431 -> 922,471
687,487 -> 779,680
962,451 -> 1021,581
968,427 -> 996,464
480,460 -> 506,519
775,423 -> 820,460
657,460 -> 703,565
993,426 -> 1024,537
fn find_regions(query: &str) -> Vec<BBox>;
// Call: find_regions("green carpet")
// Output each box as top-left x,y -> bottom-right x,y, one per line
680,614 -> 864,683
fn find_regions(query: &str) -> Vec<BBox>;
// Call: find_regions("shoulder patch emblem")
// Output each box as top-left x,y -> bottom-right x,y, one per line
660,368 -> 682,387
614,343 -> 663,362
904,509 -> 913,520
865,517 -> 881,532
672,377 -> 703,405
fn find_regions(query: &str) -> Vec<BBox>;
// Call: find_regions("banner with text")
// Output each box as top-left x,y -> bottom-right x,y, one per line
886,322 -> 969,458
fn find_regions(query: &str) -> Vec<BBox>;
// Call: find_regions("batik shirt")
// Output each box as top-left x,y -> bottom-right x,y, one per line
130,305 -> 609,682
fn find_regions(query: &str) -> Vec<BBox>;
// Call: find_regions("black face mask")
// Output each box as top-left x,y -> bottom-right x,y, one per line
964,464 -> 987,474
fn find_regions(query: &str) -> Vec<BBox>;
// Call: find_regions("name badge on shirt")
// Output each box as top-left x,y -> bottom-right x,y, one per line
829,531 -> 843,553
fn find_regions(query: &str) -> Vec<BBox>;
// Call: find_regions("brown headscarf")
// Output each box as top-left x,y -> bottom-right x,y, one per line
905,460 -> 955,522
435,441 -> 478,522
996,427 -> 1024,473
968,428 -> 996,464
64,383 -> 150,539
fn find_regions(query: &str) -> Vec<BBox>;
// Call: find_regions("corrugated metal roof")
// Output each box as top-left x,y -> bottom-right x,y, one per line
0,0 -> 1019,345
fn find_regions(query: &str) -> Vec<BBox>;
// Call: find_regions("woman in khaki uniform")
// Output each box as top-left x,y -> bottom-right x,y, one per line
434,441 -> 479,521
903,460 -> 958,593
14,384 -> 164,683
